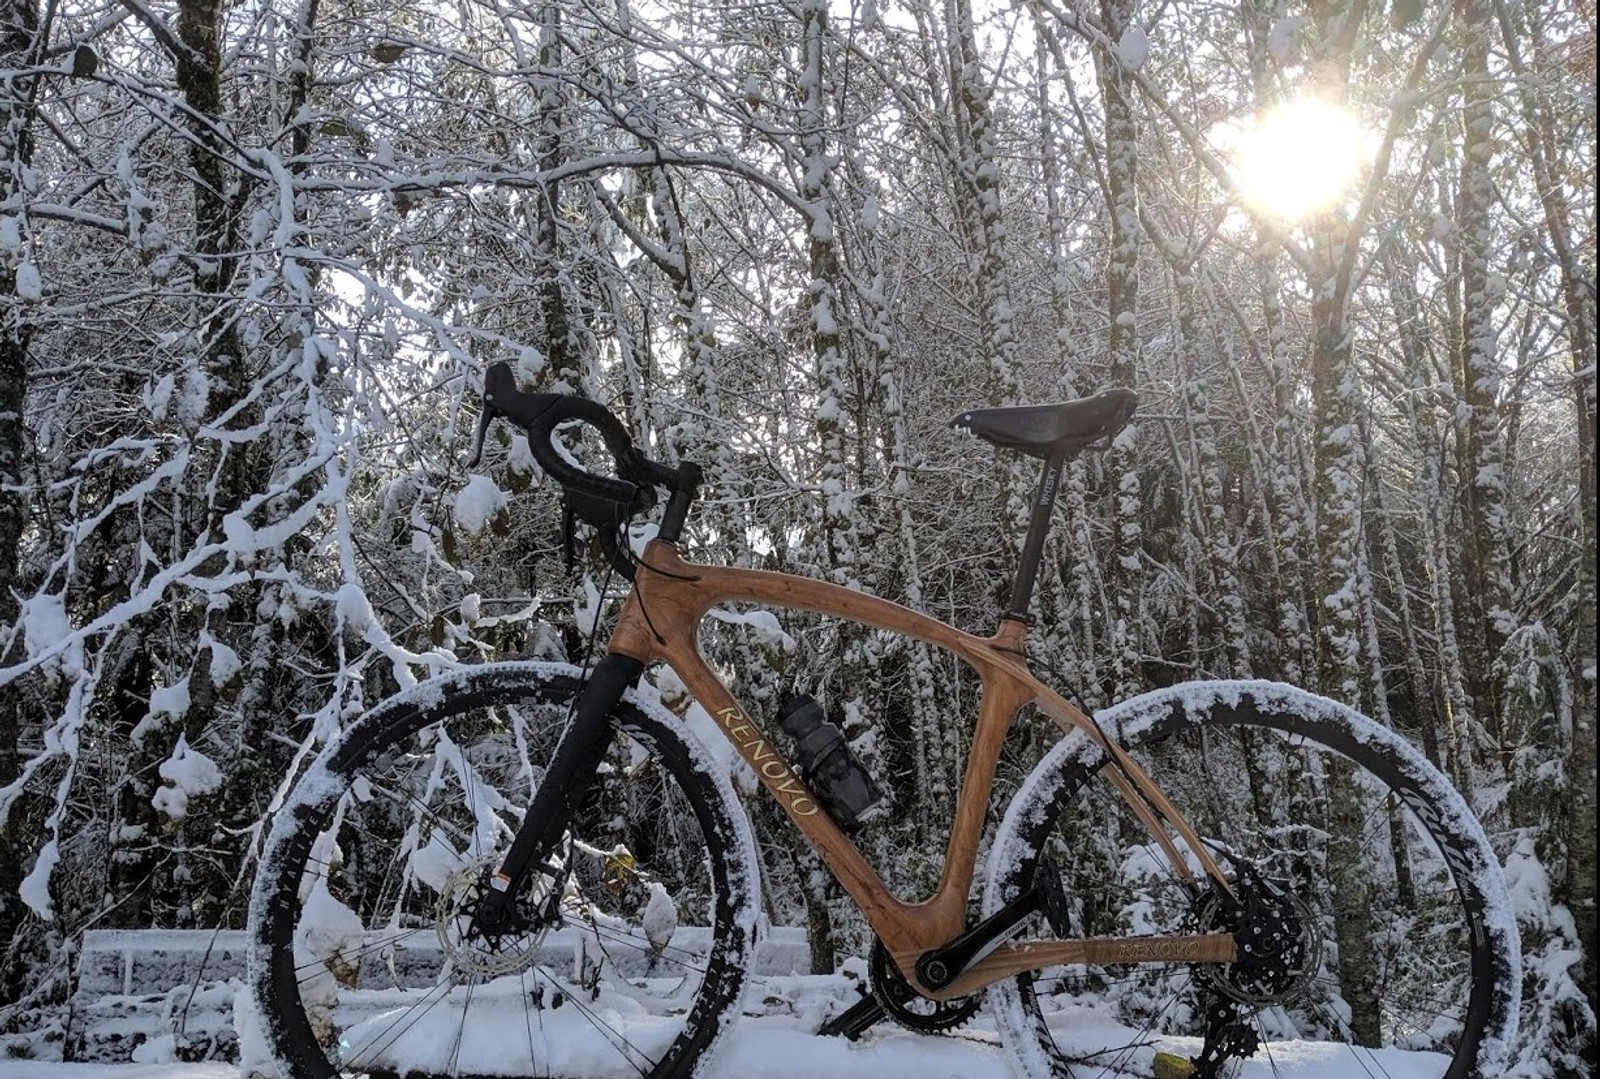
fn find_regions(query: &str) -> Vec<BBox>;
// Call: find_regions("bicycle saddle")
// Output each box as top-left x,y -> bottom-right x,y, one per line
952,387 -> 1138,460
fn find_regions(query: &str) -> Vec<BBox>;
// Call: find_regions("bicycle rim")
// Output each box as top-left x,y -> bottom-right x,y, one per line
986,681 -> 1519,1079
248,662 -> 757,1079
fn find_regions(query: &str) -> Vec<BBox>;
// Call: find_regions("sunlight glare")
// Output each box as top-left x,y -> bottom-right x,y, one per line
1230,99 -> 1369,222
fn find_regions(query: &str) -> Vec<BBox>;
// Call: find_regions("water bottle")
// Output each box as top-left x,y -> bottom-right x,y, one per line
777,695 -> 886,834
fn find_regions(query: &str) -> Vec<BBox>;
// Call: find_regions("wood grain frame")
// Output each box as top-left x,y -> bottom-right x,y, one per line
606,540 -> 1235,998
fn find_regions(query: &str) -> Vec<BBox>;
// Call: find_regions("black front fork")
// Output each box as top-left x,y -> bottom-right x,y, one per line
471,653 -> 644,933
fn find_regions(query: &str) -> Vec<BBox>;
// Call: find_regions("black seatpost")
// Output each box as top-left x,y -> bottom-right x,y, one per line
1003,448 -> 1070,625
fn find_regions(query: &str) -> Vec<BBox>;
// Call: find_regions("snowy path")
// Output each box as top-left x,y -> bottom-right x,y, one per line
13,967 -> 1451,1079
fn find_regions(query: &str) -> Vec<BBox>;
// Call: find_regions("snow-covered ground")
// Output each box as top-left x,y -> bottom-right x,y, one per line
4,993 -> 1461,1079
15,919 -> 1470,1079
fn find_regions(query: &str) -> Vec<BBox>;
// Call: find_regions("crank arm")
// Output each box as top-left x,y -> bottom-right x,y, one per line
913,866 -> 1053,991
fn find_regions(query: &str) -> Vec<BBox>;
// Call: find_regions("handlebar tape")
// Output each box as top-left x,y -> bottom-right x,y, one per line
481,362 -> 655,524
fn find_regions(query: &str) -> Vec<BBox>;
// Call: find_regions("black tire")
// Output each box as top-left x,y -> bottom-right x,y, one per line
247,661 -> 759,1079
985,681 -> 1520,1079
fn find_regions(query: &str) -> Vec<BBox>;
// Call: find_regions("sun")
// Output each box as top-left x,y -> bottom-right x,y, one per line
1228,98 -> 1371,222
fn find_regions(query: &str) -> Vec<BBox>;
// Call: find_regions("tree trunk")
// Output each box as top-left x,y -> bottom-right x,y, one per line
1454,0 -> 1516,759
1095,0 -> 1143,699
799,0 -> 854,586
1495,0 -> 1598,1016
0,0 -> 41,981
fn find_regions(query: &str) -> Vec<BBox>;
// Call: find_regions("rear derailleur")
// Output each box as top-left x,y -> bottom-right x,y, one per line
1184,858 -> 1321,1078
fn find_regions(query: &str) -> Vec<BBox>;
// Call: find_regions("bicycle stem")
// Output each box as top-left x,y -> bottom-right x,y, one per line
471,653 -> 644,932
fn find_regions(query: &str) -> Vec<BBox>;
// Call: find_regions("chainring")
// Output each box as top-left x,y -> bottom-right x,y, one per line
868,940 -> 981,1034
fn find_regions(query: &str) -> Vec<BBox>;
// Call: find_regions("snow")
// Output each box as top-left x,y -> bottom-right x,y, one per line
333,581 -> 374,635
7,991 -> 1499,1079
20,592 -> 75,674
148,678 -> 191,721
706,607 -> 796,650
202,634 -> 242,687
14,260 -> 42,301
151,734 -> 223,820
177,370 -> 210,432
453,473 -> 507,536
1116,26 -> 1149,72
18,837 -> 59,919
3,1067 -> 241,1079
640,879 -> 679,952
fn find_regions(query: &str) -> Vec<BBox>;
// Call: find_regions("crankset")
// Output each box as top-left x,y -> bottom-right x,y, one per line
817,939 -> 983,1040
869,940 -> 981,1033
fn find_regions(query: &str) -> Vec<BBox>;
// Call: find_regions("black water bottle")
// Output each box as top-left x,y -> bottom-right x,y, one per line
777,694 -> 886,834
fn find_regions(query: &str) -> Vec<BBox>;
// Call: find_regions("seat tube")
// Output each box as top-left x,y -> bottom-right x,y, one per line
1005,448 -> 1070,624
473,652 -> 643,924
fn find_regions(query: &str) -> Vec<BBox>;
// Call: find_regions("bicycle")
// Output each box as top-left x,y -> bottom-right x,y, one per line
246,362 -> 1521,1079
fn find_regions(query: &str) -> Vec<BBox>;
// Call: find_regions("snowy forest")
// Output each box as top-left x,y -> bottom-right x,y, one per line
0,0 -> 1594,1073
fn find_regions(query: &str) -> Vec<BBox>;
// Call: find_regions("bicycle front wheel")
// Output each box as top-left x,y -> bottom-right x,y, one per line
985,680 -> 1519,1079
248,661 -> 759,1079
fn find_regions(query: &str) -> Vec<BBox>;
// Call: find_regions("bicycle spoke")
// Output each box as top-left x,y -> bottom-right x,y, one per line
342,972 -> 466,1072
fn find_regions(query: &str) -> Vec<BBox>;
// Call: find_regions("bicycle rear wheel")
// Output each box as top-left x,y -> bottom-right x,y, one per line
248,661 -> 758,1079
985,681 -> 1519,1079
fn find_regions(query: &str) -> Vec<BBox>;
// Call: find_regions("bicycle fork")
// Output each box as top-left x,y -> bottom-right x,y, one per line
469,653 -> 644,934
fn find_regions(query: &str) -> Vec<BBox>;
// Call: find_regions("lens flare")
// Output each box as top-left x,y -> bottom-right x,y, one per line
1231,98 -> 1370,222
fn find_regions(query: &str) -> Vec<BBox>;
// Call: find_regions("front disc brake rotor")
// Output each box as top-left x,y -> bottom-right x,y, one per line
434,855 -> 560,978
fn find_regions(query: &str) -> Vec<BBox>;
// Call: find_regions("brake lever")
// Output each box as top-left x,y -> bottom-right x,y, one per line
467,403 -> 495,469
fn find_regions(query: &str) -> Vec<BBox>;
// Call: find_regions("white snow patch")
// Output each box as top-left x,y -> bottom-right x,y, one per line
454,474 -> 506,536
707,607 -> 795,650
1116,26 -> 1149,71
203,634 -> 242,687
152,734 -> 223,819
143,373 -> 176,421
14,261 -> 42,301
298,878 -> 367,974
19,837 -> 59,918
133,678 -> 192,741
129,1033 -> 177,1064
21,592 -> 75,674
335,581 -> 375,635
177,369 -> 210,431
641,880 -> 678,952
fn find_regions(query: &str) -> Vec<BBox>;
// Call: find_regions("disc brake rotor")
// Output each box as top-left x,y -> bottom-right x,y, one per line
434,855 -> 560,978
1193,874 -> 1322,1007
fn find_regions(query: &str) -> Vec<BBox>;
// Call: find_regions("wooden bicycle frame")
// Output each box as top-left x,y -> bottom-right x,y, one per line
607,540 -> 1237,1001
